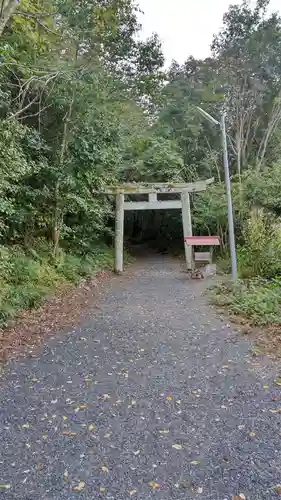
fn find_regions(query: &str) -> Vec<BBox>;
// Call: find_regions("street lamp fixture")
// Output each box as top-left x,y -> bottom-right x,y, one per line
196,106 -> 220,126
196,106 -> 238,282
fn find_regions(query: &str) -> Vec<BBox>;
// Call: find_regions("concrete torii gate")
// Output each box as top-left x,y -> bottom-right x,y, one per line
104,179 -> 214,273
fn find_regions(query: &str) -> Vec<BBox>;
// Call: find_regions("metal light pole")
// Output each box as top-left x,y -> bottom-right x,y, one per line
196,107 -> 238,282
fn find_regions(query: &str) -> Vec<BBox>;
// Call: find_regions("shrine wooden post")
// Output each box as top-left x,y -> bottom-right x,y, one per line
103,179 -> 214,273
181,190 -> 193,270
115,193 -> 124,273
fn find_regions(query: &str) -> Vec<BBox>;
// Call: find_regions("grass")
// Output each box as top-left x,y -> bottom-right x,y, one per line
209,277 -> 281,326
0,242 -> 117,327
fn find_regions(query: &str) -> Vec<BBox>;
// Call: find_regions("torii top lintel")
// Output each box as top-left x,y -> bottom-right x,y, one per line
102,178 -> 214,195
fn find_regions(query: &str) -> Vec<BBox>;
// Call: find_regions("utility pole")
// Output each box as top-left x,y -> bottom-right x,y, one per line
220,113 -> 237,282
196,107 -> 238,282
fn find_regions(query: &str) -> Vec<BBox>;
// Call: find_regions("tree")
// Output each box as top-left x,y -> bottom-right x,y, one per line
0,0 -> 166,254
212,0 -> 281,173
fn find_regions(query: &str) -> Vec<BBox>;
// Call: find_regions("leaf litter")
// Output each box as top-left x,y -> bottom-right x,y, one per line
0,270 -> 114,362
172,444 -> 183,450
273,485 -> 281,495
72,481 -> 85,492
149,481 -> 161,489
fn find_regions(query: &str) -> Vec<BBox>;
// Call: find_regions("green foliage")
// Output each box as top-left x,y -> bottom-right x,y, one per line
211,206 -> 281,327
236,209 -> 281,279
210,278 -> 281,326
0,244 -> 114,326
0,0 -> 165,249
128,136 -> 184,182
243,163 -> 281,215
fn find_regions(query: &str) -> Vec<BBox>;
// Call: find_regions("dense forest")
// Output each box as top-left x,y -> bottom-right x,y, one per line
1,0 -> 281,327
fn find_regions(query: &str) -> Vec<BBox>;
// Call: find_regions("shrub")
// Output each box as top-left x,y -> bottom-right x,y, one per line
210,278 -> 281,326
237,208 -> 281,279
0,244 -> 115,327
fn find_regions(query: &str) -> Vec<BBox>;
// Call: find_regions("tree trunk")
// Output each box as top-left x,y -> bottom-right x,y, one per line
0,0 -> 18,36
256,98 -> 281,171
52,94 -> 74,257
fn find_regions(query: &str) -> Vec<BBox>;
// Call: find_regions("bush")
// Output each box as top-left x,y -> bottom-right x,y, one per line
209,278 -> 281,326
0,244 -> 115,327
56,253 -> 84,283
235,208 -> 281,279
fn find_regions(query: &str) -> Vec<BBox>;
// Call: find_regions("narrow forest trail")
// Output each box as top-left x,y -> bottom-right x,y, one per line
0,256 -> 281,500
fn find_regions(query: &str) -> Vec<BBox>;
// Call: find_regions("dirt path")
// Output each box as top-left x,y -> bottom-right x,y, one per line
0,256 -> 281,499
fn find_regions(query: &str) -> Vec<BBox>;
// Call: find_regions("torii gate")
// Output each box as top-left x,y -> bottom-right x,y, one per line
104,179 -> 214,273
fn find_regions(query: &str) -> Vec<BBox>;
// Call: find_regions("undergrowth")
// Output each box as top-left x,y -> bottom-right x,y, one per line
209,278 -> 281,326
210,209 -> 281,327
0,242 -> 116,327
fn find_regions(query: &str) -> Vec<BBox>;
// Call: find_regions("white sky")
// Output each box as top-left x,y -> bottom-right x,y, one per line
137,0 -> 281,65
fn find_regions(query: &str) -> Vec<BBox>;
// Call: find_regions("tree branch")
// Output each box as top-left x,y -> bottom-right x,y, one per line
12,10 -> 57,18
7,94 -> 39,120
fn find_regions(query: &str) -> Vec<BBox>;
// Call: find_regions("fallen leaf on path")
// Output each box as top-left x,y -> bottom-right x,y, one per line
61,431 -> 77,437
149,481 -> 161,489
74,404 -> 87,412
273,485 -> 281,494
190,460 -> 200,465
128,490 -> 137,496
0,269 -> 113,363
72,481 -> 85,492
172,444 -> 183,450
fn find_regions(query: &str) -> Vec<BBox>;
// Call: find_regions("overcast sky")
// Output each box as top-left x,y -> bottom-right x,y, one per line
137,0 -> 281,66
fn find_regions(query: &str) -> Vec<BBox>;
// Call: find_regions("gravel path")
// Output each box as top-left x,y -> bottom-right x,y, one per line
1,256 -> 281,500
